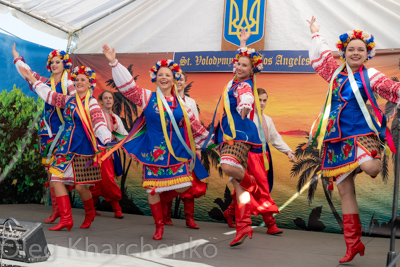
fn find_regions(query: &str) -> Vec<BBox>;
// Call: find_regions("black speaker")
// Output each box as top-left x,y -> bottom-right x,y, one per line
0,218 -> 50,263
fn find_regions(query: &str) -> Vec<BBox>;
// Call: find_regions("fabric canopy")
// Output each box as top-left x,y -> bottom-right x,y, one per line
1,0 -> 399,53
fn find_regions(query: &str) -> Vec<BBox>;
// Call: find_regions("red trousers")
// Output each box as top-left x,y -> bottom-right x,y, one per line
90,154 -> 122,202
180,173 -> 207,199
246,151 -> 279,215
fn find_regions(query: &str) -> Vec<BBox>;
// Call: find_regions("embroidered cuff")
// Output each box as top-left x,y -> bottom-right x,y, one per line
33,81 -> 43,90
236,103 -> 253,114
109,59 -> 119,67
13,56 -> 23,64
311,32 -> 320,39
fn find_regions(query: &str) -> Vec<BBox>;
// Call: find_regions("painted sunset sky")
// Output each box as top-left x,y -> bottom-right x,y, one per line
72,51 -> 400,136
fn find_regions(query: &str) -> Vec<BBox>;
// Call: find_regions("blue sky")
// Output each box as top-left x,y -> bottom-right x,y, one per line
0,12 -> 68,50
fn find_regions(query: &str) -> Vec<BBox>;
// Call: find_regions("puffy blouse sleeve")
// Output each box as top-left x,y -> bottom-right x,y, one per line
309,33 -> 340,83
110,60 -> 152,109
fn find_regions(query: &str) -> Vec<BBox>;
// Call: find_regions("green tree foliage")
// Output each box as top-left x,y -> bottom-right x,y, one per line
0,87 -> 47,204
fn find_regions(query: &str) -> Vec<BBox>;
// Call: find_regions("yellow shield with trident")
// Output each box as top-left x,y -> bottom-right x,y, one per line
222,0 -> 266,49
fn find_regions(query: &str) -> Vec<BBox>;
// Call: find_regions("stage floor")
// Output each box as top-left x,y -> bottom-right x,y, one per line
0,204 -> 398,267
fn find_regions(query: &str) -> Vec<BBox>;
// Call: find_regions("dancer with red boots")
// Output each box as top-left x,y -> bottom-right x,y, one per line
212,29 -> 274,247
18,64 -> 112,231
307,16 -> 400,263
162,72 -> 207,229
224,88 -> 295,235
90,90 -> 128,219
102,44 -> 211,240
12,44 -> 75,224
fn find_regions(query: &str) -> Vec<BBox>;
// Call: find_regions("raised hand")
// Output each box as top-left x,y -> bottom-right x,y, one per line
19,66 -> 36,83
240,28 -> 251,47
12,43 -> 19,59
102,44 -> 116,64
307,16 -> 320,34
240,107 -> 251,120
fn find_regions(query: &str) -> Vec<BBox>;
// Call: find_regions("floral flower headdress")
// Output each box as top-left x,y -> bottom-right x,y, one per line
336,30 -> 376,62
71,66 -> 97,91
233,47 -> 264,75
149,59 -> 182,83
46,50 -> 72,72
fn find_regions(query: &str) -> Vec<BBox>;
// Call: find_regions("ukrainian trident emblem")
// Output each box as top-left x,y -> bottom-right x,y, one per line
223,0 -> 266,47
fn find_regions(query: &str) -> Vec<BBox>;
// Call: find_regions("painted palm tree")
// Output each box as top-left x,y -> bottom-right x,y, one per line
291,136 -> 343,229
208,185 -> 233,222
105,64 -> 139,130
293,206 -> 326,232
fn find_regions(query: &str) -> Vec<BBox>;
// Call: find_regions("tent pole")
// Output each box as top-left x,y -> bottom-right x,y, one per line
387,107 -> 400,267
66,34 -> 73,54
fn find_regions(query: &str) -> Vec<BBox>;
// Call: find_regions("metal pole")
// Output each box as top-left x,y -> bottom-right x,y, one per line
387,107 -> 400,267
66,34 -> 73,54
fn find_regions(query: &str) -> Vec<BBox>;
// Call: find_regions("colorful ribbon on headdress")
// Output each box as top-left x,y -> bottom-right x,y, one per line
44,70 -> 69,162
204,75 -> 269,170
252,75 -> 269,171
307,64 -> 345,150
156,85 -> 196,169
75,91 -> 100,165
100,113 -> 146,162
50,70 -> 68,123
219,79 -> 236,145
201,95 -> 222,153
359,66 -> 395,154
307,63 -> 395,154
351,64 -> 394,154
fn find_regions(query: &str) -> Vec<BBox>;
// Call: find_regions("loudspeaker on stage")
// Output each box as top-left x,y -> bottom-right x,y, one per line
0,217 -> 50,263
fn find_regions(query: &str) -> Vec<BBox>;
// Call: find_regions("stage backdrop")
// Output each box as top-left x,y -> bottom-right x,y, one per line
0,32 -> 53,97
70,50 -> 400,237
2,31 -> 400,237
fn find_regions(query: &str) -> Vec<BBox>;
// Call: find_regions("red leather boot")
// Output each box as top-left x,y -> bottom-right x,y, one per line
150,202 -> 164,240
49,195 -> 73,231
44,187 -> 60,223
339,214 -> 365,263
111,200 -> 124,219
223,191 -> 236,228
92,196 -> 101,216
164,200 -> 173,226
262,212 -> 283,235
239,172 -> 262,200
183,198 -> 199,229
80,198 -> 96,229
160,190 -> 179,226
90,185 -> 101,216
230,203 -> 253,247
